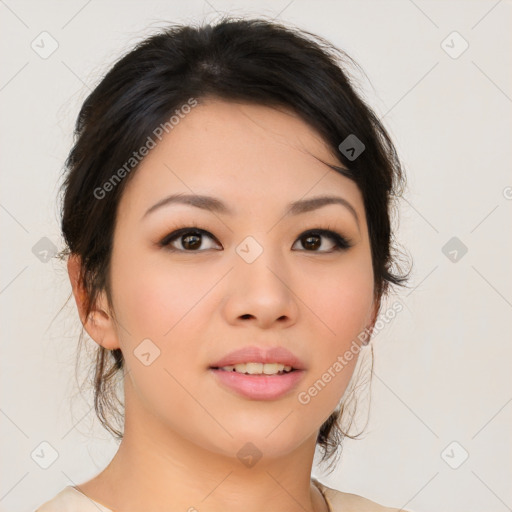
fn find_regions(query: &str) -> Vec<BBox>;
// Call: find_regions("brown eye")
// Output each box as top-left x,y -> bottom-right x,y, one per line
302,233 -> 322,250
180,232 -> 202,250
293,229 -> 352,252
160,228 -> 219,252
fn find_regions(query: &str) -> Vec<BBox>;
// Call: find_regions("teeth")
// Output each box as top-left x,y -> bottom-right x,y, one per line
220,363 -> 293,375
241,362 -> 263,374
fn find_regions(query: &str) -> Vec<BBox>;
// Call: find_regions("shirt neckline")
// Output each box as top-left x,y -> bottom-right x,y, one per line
69,486 -> 114,511
69,480 -> 332,512
312,478 -> 333,512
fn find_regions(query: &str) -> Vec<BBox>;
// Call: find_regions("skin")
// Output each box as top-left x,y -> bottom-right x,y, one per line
68,99 -> 379,512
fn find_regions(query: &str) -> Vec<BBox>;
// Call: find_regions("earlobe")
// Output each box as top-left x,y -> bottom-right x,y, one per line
67,254 -> 120,351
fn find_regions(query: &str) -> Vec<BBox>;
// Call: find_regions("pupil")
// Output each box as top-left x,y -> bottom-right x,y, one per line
183,233 -> 201,250
304,234 -> 320,250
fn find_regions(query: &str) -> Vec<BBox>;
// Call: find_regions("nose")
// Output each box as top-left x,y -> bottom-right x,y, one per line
222,246 -> 299,329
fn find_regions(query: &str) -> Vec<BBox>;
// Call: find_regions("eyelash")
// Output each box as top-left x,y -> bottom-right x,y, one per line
158,222 -> 353,253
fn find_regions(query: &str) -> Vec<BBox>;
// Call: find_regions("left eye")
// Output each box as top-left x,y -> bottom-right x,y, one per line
159,228 -> 352,253
293,229 -> 352,252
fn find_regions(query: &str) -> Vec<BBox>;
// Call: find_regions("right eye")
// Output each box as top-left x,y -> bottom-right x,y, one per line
159,227 -> 220,252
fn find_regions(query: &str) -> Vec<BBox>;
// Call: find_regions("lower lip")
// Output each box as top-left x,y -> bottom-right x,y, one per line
210,369 -> 305,400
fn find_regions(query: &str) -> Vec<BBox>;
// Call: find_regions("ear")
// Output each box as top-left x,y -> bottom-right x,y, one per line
67,254 -> 120,350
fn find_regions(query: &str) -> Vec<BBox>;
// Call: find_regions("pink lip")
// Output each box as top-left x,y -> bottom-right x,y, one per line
209,346 -> 306,401
209,346 -> 306,370
210,368 -> 305,400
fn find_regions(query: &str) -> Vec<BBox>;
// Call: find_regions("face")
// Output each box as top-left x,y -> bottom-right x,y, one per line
95,99 -> 377,460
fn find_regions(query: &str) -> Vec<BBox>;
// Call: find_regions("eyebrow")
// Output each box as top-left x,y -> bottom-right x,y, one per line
143,193 -> 360,228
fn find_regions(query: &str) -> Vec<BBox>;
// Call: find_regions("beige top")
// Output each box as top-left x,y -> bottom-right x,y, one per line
35,478 -> 411,511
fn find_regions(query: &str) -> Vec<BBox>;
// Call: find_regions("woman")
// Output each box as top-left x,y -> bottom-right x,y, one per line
36,16 -> 410,512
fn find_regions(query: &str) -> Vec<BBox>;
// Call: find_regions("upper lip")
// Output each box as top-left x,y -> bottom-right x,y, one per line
209,346 -> 306,370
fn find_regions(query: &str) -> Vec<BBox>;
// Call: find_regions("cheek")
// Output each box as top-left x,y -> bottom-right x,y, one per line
297,257 -> 374,412
109,252 -> 217,401
307,255 -> 375,343
109,257 -> 212,433
109,251 -> 215,341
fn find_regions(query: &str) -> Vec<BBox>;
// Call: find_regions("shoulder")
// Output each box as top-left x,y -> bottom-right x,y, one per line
313,478 -> 414,512
34,486 -> 113,512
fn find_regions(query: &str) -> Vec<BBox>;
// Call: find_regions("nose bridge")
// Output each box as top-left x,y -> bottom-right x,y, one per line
226,232 -> 298,325
235,232 -> 287,293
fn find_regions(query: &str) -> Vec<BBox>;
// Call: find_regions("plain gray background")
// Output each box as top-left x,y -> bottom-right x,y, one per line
1,1 -> 511,511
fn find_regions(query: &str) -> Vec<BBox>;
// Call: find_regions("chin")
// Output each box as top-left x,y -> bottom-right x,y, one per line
218,419 -> 314,458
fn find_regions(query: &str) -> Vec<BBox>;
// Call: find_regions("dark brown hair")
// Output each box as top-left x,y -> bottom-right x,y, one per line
58,15 -> 409,470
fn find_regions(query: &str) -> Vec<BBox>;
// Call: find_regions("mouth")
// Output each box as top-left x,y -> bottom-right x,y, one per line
209,345 -> 306,372
210,362 -> 295,376
208,346 -> 306,400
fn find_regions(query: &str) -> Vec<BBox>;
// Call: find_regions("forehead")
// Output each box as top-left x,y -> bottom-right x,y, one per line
118,99 -> 363,217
